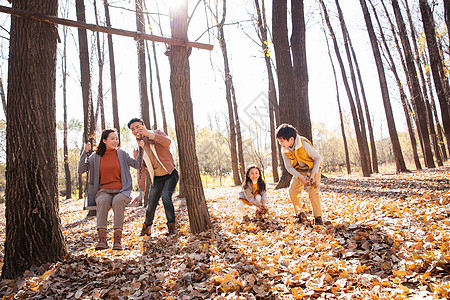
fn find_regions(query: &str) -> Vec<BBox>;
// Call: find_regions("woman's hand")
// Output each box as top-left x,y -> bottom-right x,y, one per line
298,174 -> 308,184
133,147 -> 139,159
84,142 -> 91,152
309,173 -> 317,185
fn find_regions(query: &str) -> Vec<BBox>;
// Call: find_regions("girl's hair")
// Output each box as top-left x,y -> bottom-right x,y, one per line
243,164 -> 266,193
96,128 -> 117,157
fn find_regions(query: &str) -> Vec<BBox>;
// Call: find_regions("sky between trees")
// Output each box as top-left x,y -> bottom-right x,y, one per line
0,0 -> 446,141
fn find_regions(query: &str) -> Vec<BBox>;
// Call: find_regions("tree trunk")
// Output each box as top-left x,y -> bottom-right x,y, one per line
103,0 -> 120,143
145,40 -> 158,129
142,0 -> 168,132
75,0 -> 95,144
345,28 -> 378,173
322,20 -> 351,174
169,0 -> 212,233
335,0 -> 372,174
152,40 -> 168,133
444,0 -> 450,54
135,0 -> 150,128
62,19 -> 72,199
291,0 -> 311,141
230,84 -> 245,181
319,0 -> 370,177
391,0 -> 435,168
419,0 -> 450,155
2,0 -> 66,279
254,0 -> 279,182
272,0 -> 296,188
215,3 -> 241,185
378,0 -> 421,169
93,0 -> 105,131
424,52 -> 448,161
361,0 -> 407,173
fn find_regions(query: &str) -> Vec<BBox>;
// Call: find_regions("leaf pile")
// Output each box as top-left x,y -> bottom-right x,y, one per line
0,166 -> 449,299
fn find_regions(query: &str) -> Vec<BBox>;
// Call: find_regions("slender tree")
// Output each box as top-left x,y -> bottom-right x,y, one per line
319,0 -> 371,176
254,0 -> 279,182
211,0 -> 241,185
369,0 -> 421,169
335,0 -> 372,174
2,0 -> 66,279
321,19 -> 351,174
359,0 -> 408,172
378,0 -> 422,169
75,0 -> 95,144
423,52 -> 448,160
168,0 -> 212,233
135,0 -> 150,127
93,0 -> 105,130
419,0 -> 450,153
103,0 -> 120,142
145,40 -> 158,129
391,0 -> 435,168
61,6 -> 72,199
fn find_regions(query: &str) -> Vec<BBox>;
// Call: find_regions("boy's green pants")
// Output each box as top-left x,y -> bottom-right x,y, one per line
289,171 -> 322,217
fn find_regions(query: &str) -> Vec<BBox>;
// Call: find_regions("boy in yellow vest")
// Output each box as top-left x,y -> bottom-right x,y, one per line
276,124 -> 324,226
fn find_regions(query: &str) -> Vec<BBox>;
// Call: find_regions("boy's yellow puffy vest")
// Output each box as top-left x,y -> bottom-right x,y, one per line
284,136 -> 315,172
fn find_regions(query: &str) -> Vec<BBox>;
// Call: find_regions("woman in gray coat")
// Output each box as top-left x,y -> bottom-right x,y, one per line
78,128 -> 142,250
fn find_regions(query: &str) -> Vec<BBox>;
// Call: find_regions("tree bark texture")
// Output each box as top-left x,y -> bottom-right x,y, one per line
2,0 -> 66,279
391,0 -> 435,168
291,0 -> 311,141
360,0 -> 407,172
169,1 -> 212,233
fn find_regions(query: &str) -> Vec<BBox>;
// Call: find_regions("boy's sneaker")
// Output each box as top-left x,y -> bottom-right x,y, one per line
314,216 -> 324,226
295,212 -> 308,224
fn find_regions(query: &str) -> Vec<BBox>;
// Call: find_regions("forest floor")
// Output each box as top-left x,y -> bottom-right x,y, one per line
0,166 -> 449,299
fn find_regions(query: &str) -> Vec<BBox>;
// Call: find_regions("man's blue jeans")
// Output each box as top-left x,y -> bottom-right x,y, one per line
144,169 -> 179,226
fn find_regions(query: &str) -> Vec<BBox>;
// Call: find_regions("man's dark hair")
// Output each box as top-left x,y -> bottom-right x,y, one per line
275,123 -> 298,140
127,117 -> 143,128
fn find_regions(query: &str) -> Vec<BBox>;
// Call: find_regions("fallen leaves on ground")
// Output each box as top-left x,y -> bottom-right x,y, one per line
0,166 -> 449,299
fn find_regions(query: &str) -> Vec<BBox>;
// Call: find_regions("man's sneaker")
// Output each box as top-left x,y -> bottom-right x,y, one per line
295,212 -> 308,224
314,216 -> 324,226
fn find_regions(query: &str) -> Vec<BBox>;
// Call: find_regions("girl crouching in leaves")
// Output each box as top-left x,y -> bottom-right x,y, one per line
237,165 -> 268,222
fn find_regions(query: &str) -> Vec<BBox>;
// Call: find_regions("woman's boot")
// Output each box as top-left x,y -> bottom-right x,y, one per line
113,229 -> 123,250
95,228 -> 108,250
